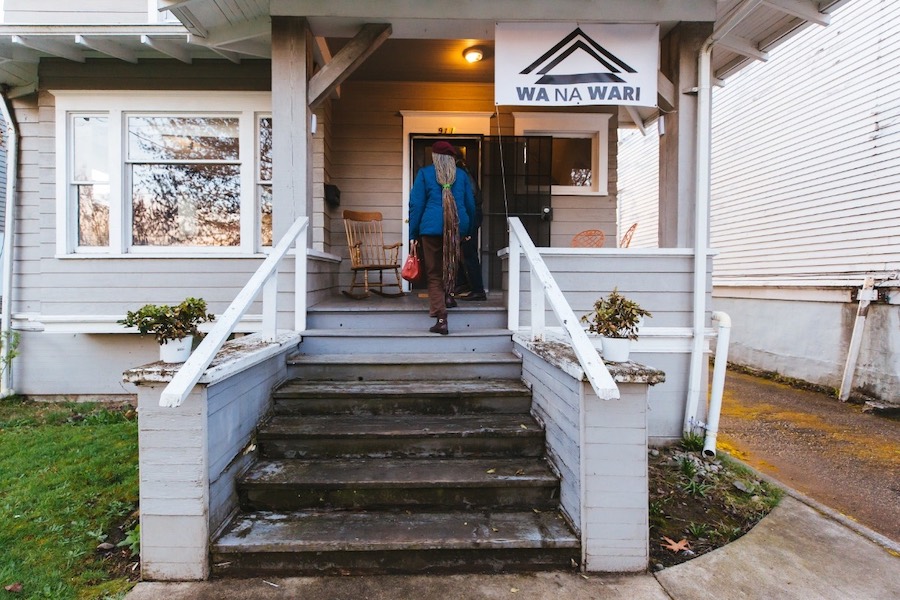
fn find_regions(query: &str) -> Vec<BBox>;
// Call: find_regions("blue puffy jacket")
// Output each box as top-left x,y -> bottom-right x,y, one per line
409,165 -> 476,240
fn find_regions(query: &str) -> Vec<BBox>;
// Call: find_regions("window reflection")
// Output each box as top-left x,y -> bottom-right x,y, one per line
73,116 -> 110,247
551,137 -> 593,186
131,164 -> 240,246
128,116 -> 239,161
259,117 -> 273,247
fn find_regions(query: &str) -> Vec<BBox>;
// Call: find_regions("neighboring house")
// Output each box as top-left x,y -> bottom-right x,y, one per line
0,0 -> 845,581
621,0 -> 899,408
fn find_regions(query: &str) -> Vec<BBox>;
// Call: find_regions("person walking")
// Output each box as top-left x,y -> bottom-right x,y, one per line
454,157 -> 486,301
409,141 -> 476,335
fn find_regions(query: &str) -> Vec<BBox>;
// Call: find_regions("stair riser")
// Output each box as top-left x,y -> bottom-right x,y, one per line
286,362 -> 523,381
272,395 -> 533,416
308,310 -> 506,331
298,334 -> 512,355
211,548 -> 580,577
239,486 -> 560,512
259,436 -> 545,459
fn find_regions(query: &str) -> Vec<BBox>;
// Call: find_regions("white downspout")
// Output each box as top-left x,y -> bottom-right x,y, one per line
684,0 -> 765,434
703,311 -> 731,457
0,90 -> 18,398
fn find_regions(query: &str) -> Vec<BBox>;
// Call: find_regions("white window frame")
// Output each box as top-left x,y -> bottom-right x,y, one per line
513,112 -> 611,196
54,91 -> 271,257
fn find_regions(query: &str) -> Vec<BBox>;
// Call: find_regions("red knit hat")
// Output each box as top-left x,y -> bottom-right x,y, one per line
431,141 -> 457,156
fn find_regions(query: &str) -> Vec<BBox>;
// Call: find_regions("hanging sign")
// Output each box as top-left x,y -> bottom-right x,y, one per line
495,23 -> 658,107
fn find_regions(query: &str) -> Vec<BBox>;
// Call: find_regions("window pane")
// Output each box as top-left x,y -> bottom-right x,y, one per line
73,116 -> 109,182
259,117 -> 272,181
78,184 -> 109,246
260,185 -> 272,247
551,138 -> 592,186
131,164 -> 240,246
128,117 -> 239,161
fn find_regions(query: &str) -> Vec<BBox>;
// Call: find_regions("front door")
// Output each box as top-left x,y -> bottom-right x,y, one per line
481,136 -> 552,290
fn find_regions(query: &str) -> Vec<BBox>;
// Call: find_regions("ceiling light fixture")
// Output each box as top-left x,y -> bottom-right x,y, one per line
463,46 -> 484,63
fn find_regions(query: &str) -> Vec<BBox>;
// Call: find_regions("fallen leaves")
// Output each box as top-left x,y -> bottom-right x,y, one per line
661,536 -> 691,552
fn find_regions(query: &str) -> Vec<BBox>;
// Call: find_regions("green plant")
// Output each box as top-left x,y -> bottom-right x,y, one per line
1,330 -> 20,389
681,431 -> 705,452
117,524 -> 140,557
678,456 -> 699,479
686,521 -> 712,539
118,297 -> 215,344
681,479 -> 713,497
580,288 -> 651,340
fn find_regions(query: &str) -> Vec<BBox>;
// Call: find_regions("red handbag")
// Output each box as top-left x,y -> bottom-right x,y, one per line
401,241 -> 422,282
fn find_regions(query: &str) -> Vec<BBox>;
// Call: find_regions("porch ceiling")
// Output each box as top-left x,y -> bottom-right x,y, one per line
0,0 -> 852,102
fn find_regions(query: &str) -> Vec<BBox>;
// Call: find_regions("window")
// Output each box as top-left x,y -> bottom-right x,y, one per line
55,92 -> 272,255
513,113 -> 611,195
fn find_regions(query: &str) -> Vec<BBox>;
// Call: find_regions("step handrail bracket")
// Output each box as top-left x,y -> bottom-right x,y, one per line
159,217 -> 309,408
507,218 -> 619,401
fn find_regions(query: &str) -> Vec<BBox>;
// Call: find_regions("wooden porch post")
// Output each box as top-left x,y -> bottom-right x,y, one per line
271,16 -> 313,242
658,23 -> 713,248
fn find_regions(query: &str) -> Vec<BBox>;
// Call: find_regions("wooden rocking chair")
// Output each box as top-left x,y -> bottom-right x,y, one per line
342,209 -> 404,299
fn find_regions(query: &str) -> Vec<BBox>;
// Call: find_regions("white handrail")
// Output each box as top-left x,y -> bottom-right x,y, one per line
507,218 -> 619,401
159,216 -> 309,408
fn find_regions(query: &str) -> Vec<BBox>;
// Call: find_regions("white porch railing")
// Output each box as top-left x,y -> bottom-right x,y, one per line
507,217 -> 619,401
159,216 -> 309,408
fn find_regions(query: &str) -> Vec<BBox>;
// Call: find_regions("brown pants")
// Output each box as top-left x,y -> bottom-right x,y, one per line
420,235 -> 446,318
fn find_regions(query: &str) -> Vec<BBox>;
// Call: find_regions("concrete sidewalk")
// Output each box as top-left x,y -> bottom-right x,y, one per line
126,495 -> 900,600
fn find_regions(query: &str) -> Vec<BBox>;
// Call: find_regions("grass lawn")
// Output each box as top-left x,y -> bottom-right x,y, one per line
0,396 -> 139,600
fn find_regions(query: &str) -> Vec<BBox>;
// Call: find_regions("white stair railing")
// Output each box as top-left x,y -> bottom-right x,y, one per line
159,216 -> 309,408
507,217 -> 619,401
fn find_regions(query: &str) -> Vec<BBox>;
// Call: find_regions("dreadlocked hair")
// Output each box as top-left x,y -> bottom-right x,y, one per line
433,153 -> 461,296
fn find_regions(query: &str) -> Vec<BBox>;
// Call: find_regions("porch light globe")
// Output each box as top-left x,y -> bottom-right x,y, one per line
463,47 -> 483,63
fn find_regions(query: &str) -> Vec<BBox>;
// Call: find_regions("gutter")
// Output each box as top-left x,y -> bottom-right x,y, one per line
684,0 -> 765,433
0,90 -> 18,397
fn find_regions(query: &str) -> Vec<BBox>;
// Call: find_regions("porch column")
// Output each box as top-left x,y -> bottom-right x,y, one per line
271,16 -> 313,242
658,22 -> 713,248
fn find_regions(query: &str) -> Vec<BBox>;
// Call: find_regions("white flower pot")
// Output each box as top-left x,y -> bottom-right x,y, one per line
600,336 -> 631,363
159,335 -> 193,363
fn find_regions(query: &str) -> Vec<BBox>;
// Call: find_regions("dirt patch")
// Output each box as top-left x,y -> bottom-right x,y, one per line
648,442 -> 782,569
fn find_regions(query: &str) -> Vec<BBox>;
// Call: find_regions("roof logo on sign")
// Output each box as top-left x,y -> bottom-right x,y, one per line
520,27 -> 637,85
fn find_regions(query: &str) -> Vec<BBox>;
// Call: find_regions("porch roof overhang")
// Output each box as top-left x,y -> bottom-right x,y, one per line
0,0 -> 850,109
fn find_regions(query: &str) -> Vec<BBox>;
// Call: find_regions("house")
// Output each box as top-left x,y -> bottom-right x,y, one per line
620,0 -> 899,410
0,0 -> 845,581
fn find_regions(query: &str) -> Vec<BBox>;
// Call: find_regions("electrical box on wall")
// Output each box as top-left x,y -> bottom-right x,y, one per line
325,184 -> 341,208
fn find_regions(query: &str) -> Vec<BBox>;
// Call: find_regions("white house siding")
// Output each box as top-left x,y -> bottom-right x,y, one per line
3,0 -> 149,24
510,250 -> 711,441
617,126 -> 659,248
709,1 -> 900,402
7,59 -> 298,397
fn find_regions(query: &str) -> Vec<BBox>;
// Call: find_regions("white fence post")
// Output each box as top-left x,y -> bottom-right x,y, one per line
508,233 -> 521,331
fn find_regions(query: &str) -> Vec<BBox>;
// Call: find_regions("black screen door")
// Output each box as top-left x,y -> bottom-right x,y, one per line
481,136 -> 552,290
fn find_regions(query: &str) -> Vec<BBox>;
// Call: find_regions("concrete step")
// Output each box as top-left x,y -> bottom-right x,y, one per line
238,457 -> 560,511
272,379 -> 533,415
211,509 -> 579,576
258,414 -> 545,459
307,305 -> 506,331
286,352 -> 523,381
298,328 -> 513,354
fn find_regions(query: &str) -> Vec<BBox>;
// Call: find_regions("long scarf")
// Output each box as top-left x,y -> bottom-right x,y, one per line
433,153 -> 460,296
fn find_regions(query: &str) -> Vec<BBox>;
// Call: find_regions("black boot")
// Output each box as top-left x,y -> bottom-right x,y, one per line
429,317 -> 449,335
445,295 -> 458,308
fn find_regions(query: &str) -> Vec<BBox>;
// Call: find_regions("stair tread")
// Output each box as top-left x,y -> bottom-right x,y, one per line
274,378 -> 530,397
301,328 -> 512,337
214,509 -> 579,553
287,352 -> 521,365
242,458 -> 558,488
260,414 -> 542,437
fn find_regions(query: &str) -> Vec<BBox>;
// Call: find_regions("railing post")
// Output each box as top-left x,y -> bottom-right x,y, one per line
508,230 -> 521,331
262,273 -> 278,341
531,268 -> 545,340
295,244 -> 307,332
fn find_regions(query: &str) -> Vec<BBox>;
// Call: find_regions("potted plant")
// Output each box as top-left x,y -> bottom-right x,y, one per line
581,288 -> 651,363
119,297 -> 215,363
